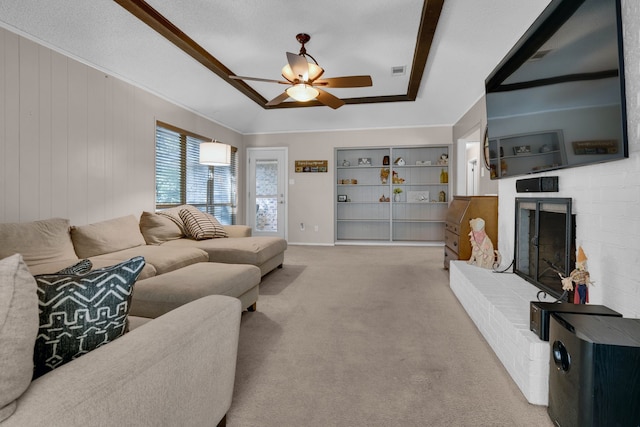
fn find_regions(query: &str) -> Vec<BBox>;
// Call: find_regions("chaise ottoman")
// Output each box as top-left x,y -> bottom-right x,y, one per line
129,262 -> 261,318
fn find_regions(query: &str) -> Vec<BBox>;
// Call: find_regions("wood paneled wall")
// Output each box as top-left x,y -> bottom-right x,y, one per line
0,27 -> 243,226
1,29 -> 154,225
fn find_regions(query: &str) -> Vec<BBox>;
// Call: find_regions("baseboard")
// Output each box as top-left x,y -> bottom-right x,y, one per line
287,242 -> 335,246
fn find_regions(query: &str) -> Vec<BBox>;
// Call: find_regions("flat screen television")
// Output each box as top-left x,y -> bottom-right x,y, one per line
483,0 -> 628,179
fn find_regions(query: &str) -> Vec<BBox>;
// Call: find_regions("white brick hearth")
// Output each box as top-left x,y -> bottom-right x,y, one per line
449,261 -> 551,405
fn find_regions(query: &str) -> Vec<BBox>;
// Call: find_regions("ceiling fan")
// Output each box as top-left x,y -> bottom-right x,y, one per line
229,33 -> 372,109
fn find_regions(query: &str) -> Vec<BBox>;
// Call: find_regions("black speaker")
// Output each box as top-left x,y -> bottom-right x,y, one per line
548,313 -> 640,427
529,302 -> 621,341
515,176 -> 558,192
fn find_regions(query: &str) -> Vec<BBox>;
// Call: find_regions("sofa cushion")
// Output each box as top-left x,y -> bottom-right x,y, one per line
0,254 -> 39,422
162,236 -> 287,266
222,225 -> 252,238
33,256 -> 145,379
0,218 -> 78,267
139,211 -> 184,245
156,205 -> 189,235
130,262 -> 260,318
71,215 -> 147,258
179,207 -> 228,240
89,245 -> 208,275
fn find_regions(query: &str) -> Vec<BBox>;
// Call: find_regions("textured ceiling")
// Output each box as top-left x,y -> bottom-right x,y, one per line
0,0 -> 552,134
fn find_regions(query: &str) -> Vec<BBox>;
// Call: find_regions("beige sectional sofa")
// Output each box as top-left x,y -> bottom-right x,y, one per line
2,295 -> 241,427
138,209 -> 287,277
1,212 -> 287,315
0,211 -> 287,426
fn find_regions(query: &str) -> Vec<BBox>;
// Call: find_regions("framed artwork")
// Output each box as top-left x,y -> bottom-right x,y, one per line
295,160 -> 328,172
407,191 -> 430,203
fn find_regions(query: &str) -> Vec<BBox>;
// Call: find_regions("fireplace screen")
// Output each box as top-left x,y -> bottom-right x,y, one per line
514,198 -> 575,299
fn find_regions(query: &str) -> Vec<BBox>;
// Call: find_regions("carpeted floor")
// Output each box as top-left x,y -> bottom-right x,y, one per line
228,245 -> 553,427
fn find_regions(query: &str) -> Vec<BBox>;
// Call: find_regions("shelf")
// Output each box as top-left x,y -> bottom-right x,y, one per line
392,219 -> 446,223
398,201 -> 448,205
337,184 -> 388,187
335,145 -> 451,244
337,165 -> 385,169
392,164 -> 449,168
391,182 -> 448,186
491,150 -> 560,161
337,202 -> 392,204
337,218 -> 389,222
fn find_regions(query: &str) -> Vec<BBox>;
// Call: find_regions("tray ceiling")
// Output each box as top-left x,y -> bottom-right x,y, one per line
0,0 -> 552,134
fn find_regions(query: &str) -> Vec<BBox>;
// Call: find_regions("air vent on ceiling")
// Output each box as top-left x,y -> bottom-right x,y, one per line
530,49 -> 552,61
391,65 -> 406,76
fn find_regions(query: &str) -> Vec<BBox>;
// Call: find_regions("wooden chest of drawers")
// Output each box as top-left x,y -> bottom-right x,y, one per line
444,196 -> 498,269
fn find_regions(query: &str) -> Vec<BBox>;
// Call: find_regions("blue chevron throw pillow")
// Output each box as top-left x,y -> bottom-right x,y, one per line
33,256 -> 145,379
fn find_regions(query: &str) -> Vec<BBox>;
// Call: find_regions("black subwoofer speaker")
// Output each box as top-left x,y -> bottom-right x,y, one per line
529,302 -> 621,341
548,313 -> 640,427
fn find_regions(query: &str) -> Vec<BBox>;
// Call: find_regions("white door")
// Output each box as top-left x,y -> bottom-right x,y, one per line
247,148 -> 288,239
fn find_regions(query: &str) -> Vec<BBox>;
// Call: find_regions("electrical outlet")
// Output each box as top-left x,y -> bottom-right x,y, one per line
300,223 -> 305,231
314,225 -> 319,232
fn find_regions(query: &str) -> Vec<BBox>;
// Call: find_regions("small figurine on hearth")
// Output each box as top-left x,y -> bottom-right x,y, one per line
560,246 -> 592,304
467,217 -> 501,269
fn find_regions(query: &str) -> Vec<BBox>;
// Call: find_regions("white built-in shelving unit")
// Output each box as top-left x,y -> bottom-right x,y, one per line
335,145 -> 452,245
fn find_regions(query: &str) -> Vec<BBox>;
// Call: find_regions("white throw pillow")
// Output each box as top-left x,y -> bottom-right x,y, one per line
0,254 -> 39,422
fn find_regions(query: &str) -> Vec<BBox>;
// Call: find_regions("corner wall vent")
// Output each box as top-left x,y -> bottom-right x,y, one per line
391,65 -> 406,76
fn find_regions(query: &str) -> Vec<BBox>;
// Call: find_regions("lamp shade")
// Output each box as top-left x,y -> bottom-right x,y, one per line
286,84 -> 320,102
281,62 -> 323,83
199,141 -> 230,166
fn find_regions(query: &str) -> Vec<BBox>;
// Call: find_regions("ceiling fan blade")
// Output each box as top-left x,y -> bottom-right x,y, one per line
230,75 -> 290,85
316,88 -> 345,109
286,52 -> 310,81
313,75 -> 373,88
266,91 -> 290,106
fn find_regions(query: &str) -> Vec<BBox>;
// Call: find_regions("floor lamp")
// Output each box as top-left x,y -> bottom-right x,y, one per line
199,141 -> 231,215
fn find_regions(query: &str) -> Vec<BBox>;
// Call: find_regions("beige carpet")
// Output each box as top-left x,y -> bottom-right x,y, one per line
228,245 -> 552,427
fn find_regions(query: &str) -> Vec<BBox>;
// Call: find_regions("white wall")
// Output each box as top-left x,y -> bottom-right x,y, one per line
0,24 -> 452,246
495,0 -> 640,317
244,126 -> 452,245
0,28 -> 245,226
453,97 -> 498,196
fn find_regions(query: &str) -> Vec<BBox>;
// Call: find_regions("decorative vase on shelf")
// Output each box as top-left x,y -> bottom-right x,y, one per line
440,168 -> 448,183
394,193 -> 401,202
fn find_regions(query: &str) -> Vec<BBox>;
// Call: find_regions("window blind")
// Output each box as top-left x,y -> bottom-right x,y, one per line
155,123 -> 237,225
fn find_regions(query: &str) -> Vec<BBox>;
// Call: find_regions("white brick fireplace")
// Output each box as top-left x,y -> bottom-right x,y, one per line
449,0 -> 640,406
450,261 -> 552,405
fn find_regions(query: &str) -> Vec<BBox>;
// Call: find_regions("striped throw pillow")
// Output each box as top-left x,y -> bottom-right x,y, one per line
54,259 -> 93,275
178,207 -> 228,240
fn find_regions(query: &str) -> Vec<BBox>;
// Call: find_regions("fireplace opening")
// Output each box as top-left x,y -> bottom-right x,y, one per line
514,198 -> 576,300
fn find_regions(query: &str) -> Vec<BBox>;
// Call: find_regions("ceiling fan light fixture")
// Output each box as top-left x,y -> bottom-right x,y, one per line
281,62 -> 323,82
286,84 -> 319,102
307,63 -> 323,81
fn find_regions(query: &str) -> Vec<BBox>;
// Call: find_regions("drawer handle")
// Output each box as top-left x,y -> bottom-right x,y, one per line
453,241 -> 457,247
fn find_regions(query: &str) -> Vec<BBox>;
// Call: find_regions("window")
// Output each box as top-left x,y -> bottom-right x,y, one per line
155,122 -> 237,225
